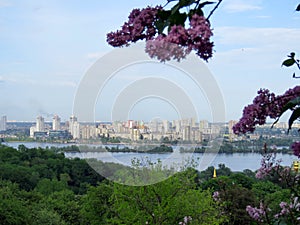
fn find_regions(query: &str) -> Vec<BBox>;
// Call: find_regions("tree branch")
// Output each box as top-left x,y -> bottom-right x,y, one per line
207,0 -> 223,20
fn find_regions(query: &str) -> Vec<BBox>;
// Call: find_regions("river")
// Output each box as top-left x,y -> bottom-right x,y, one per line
3,141 -> 297,172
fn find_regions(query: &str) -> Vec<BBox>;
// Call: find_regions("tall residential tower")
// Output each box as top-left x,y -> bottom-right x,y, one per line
36,116 -> 45,132
52,115 -> 61,130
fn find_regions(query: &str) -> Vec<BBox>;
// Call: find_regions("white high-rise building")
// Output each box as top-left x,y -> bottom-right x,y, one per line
69,115 -> 77,124
0,115 -> 7,131
52,115 -> 61,130
30,126 -> 36,138
69,115 -> 80,139
174,120 -> 181,133
36,116 -> 45,132
162,120 -> 170,133
72,122 -> 80,139
183,126 -> 191,141
199,120 -> 209,129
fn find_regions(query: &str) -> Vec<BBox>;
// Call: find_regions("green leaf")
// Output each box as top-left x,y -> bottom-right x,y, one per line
188,8 -> 204,19
296,4 -> 300,11
282,96 -> 300,112
157,10 -> 171,20
169,11 -> 187,27
171,3 -> 181,15
155,10 -> 172,34
288,107 -> 300,133
288,52 -> 295,58
198,1 -> 215,9
272,96 -> 300,128
282,58 -> 296,67
179,0 -> 196,7
171,0 -> 196,15
155,20 -> 169,34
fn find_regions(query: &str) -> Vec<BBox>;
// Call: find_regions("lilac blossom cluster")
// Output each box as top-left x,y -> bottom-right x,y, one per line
188,14 -> 214,60
254,150 -> 297,183
233,86 -> 300,135
146,14 -> 213,62
212,191 -> 220,201
291,141 -> 300,158
274,198 -> 300,221
178,216 -> 192,225
255,153 -> 281,179
107,7 -> 214,62
145,34 -> 191,62
246,203 -> 267,223
106,6 -> 161,47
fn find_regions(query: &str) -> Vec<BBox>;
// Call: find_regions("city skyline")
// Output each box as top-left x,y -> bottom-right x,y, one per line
2,114 -> 232,124
1,112 -> 297,145
0,1 -> 300,122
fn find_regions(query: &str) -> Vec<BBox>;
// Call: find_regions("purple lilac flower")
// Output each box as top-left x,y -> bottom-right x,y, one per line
212,191 -> 220,201
108,7 -> 214,62
187,14 -> 213,61
291,141 -> 300,158
246,203 -> 267,223
179,216 -> 192,225
167,25 -> 189,46
145,35 -> 191,62
233,86 -> 300,135
107,6 -> 161,47
274,198 -> 300,219
255,152 -> 282,179
145,15 -> 213,62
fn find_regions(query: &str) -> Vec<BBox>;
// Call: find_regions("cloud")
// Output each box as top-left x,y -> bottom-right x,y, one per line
211,26 -> 300,77
86,52 -> 106,60
0,0 -> 12,8
223,0 -> 262,13
55,81 -> 77,88
30,79 -> 77,88
214,27 -> 300,49
0,74 -> 77,88
254,15 -> 271,19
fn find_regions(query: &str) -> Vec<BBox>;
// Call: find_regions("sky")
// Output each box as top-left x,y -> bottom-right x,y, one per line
0,0 -> 300,122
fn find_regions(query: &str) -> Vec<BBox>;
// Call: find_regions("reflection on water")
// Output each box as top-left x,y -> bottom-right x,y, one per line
4,141 -> 296,171
65,151 -> 295,172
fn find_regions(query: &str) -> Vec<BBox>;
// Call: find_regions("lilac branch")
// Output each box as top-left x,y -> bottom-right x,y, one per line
207,0 -> 223,20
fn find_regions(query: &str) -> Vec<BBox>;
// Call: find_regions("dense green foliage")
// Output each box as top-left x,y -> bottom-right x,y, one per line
0,144 -> 295,224
61,144 -> 173,153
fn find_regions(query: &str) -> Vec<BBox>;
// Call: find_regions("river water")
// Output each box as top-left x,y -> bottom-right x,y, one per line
3,141 -> 297,172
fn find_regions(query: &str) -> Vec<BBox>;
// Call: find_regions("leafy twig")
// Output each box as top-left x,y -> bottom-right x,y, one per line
207,0 -> 223,20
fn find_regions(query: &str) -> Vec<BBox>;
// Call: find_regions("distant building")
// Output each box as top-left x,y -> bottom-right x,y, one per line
52,115 -> 61,131
162,120 -> 170,133
228,120 -> 238,141
81,125 -> 96,139
191,128 -> 202,142
33,131 -> 48,139
173,120 -> 181,133
0,116 -> 7,131
190,117 -> 196,127
183,126 -> 191,141
30,126 -> 36,138
69,115 -> 80,139
228,120 -> 237,135
126,120 -> 136,129
199,120 -> 209,130
48,130 -> 72,140
149,119 -> 164,133
36,116 -> 45,132
69,115 -> 77,124
130,128 -> 141,141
